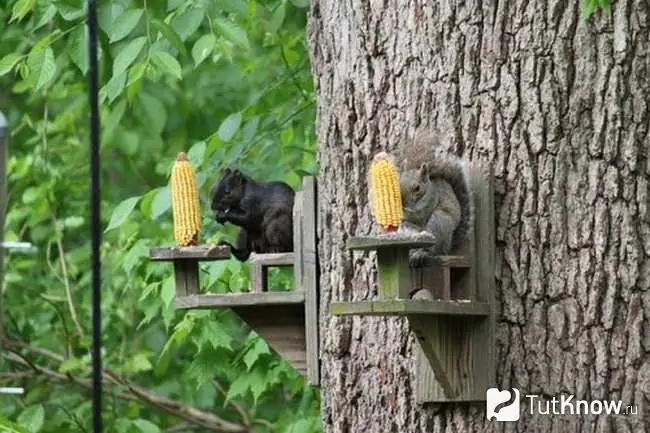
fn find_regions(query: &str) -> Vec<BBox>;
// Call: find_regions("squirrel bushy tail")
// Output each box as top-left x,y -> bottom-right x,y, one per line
396,133 -> 474,255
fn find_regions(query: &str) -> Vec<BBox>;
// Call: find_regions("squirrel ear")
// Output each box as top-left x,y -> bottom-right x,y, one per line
232,168 -> 241,176
223,167 -> 232,176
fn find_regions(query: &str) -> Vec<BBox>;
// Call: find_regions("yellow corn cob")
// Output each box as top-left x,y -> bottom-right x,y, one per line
171,152 -> 200,246
369,152 -> 403,232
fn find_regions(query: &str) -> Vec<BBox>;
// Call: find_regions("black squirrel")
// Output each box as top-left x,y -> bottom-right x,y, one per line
210,168 -> 295,261
395,136 -> 474,268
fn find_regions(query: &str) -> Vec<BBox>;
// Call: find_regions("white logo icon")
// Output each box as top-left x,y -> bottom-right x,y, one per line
486,388 -> 520,421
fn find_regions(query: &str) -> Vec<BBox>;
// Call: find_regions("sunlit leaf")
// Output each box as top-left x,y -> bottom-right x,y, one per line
27,46 -> 56,91
105,196 -> 141,232
191,33 -> 216,66
214,18 -> 250,50
0,53 -> 23,76
113,36 -> 147,76
151,51 -> 183,80
150,19 -> 188,56
16,405 -> 44,433
218,112 -> 242,142
11,0 -> 37,23
151,186 -> 171,219
132,419 -> 161,433
171,8 -> 205,41
110,9 -> 144,43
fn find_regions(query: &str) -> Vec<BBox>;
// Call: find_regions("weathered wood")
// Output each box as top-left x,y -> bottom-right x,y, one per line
347,234 -> 436,251
414,163 -> 495,403
249,252 -> 295,267
329,299 -> 490,316
239,305 -> 307,376
301,177 -> 320,385
173,260 -> 199,296
150,245 -> 231,261
175,291 -> 305,309
376,247 -> 412,299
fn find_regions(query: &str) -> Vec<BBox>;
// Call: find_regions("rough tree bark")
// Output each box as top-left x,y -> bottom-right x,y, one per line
307,1 -> 649,432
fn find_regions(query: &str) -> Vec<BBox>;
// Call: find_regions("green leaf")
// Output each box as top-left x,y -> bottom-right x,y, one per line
151,186 -> 171,220
11,0 -> 37,22
151,51 -> 183,80
110,9 -> 144,43
16,405 -> 44,433
187,141 -> 207,167
0,415 -> 31,433
122,239 -> 148,274
129,353 -> 153,373
35,4 -> 57,29
191,34 -> 216,66
160,276 -> 175,308
290,0 -> 310,7
218,112 -> 242,142
64,216 -> 84,228
214,18 -> 250,50
243,337 -> 270,370
132,419 -> 161,433
270,3 -> 286,33
138,93 -> 167,134
171,8 -> 205,41
113,36 -> 147,76
59,357 -> 83,373
104,71 -> 127,103
105,196 -> 141,232
0,53 -> 23,76
57,2 -> 86,21
69,25 -> 89,74
27,46 -> 56,91
150,19 -> 188,56
225,375 -> 251,402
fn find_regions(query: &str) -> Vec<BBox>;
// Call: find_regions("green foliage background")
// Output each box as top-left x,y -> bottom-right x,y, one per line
0,0 -> 319,432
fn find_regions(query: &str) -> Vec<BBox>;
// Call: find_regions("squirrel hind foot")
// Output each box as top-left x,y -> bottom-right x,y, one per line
408,248 -> 441,268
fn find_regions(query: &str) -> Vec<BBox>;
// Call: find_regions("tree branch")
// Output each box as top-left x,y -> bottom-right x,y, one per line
2,339 -> 249,433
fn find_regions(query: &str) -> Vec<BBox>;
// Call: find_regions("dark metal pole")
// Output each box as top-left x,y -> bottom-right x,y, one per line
86,0 -> 103,431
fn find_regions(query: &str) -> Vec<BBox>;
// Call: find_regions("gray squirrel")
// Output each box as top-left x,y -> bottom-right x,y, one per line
394,135 -> 475,268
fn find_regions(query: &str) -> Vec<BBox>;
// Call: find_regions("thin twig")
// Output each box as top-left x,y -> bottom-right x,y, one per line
53,223 -> 84,337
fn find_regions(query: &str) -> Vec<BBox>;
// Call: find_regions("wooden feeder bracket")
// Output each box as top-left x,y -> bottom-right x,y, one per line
330,164 -> 496,403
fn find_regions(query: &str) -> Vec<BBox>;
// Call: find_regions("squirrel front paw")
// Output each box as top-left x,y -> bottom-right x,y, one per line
215,209 -> 229,224
409,248 -> 435,268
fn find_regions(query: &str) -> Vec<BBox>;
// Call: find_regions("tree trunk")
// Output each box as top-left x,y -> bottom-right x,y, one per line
307,1 -> 649,432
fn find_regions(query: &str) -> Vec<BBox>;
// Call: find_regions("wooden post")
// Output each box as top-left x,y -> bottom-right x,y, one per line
0,111 -> 7,345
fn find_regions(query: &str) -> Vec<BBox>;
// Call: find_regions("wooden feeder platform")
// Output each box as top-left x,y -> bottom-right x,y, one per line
149,177 -> 320,385
330,164 -> 496,403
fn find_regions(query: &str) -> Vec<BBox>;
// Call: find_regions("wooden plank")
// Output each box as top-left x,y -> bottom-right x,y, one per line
301,177 -> 320,385
329,300 -> 491,316
173,260 -> 199,296
175,291 -> 305,309
150,245 -> 231,261
415,162 -> 496,403
293,191 -> 304,292
241,306 -> 307,377
249,252 -> 295,266
436,255 -> 471,268
249,261 -> 265,292
347,234 -> 436,251
376,247 -> 411,299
